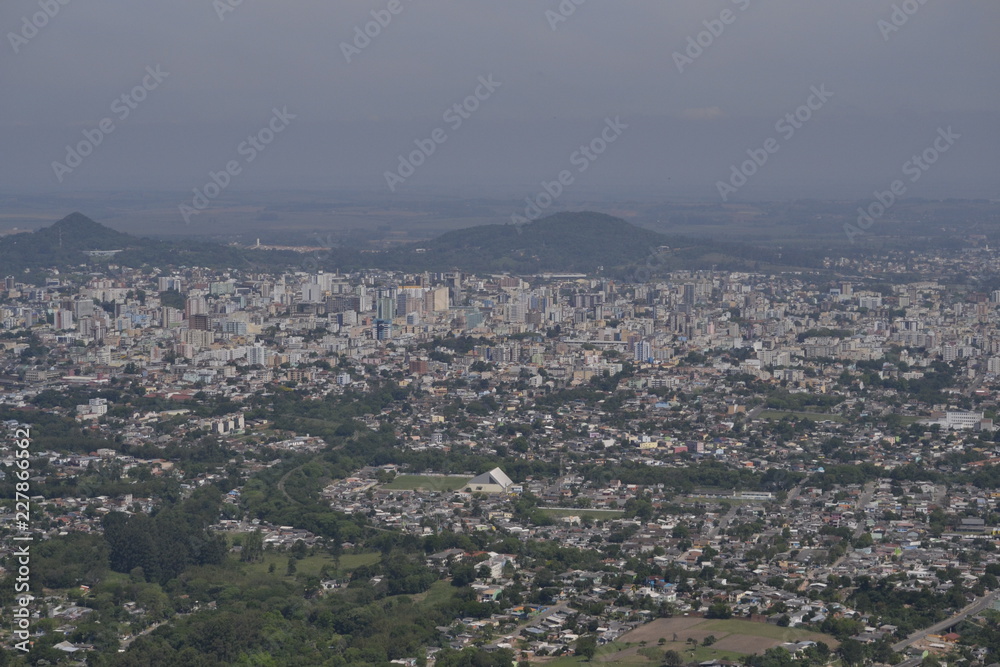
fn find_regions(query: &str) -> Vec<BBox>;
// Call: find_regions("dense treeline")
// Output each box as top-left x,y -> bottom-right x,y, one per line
102,488 -> 227,585
582,460 -> 802,493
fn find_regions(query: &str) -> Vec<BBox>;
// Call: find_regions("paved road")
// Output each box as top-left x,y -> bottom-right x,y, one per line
853,481 -> 876,539
706,502 -> 741,539
509,600 -> 573,636
798,481 -> 875,591
963,368 -> 986,397
891,590 -> 1000,653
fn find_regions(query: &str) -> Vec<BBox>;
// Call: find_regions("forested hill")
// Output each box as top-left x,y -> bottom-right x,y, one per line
377,212 -> 668,273
0,212 -> 297,276
0,211 -> 823,277
329,211 -> 821,274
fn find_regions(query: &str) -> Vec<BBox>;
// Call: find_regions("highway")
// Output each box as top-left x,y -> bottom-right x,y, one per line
891,590 -> 1000,653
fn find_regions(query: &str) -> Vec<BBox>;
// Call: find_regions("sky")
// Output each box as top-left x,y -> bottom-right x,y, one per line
1,0 -> 998,202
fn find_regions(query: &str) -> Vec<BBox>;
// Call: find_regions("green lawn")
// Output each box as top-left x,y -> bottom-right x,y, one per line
758,410 -> 847,423
540,508 -> 626,519
383,474 -> 470,491
413,579 -> 456,610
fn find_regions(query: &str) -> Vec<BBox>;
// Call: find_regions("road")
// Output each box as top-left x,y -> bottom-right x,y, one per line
799,481 -> 875,590
853,481 -> 876,539
119,619 -> 168,651
963,367 -> 986,397
509,600 -> 573,636
891,590 -> 1000,653
706,502 -> 741,539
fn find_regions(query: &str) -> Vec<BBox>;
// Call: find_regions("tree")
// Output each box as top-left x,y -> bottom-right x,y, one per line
705,602 -> 732,619
838,638 -> 864,666
663,650 -> 683,667
575,634 -> 598,660
241,529 -> 264,563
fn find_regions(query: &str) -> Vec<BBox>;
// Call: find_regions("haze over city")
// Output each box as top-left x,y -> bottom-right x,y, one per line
2,1 -> 998,201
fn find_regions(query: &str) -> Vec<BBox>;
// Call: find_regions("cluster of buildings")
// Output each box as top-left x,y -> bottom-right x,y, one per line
4,245 -> 1000,660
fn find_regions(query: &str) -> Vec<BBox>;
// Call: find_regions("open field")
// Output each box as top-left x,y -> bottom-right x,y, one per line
411,579 -> 455,609
758,410 -> 847,423
382,474 -> 470,491
243,549 -> 379,580
621,617 -> 838,653
541,508 -> 626,519
540,614 -> 839,666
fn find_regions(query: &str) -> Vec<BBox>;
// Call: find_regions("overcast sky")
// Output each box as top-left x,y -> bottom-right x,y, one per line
2,0 -> 998,201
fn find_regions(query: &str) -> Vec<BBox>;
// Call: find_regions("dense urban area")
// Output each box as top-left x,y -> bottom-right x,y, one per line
6,234 -> 1000,666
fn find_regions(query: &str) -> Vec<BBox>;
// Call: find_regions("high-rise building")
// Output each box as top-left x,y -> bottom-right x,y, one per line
248,345 -> 268,366
186,296 -> 207,319
54,309 -> 74,330
376,293 -> 396,321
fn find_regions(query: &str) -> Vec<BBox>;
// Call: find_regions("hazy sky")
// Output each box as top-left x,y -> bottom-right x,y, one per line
2,0 -> 998,201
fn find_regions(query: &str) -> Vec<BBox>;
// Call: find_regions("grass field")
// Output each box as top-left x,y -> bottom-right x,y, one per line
615,617 -> 838,661
758,410 -> 847,423
243,550 -> 380,580
382,474 -> 470,491
541,617 -> 841,665
541,508 -> 626,519
411,579 -> 455,609
540,616 -> 838,667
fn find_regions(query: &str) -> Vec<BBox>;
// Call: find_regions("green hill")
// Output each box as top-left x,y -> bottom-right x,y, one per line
0,212 -> 134,273
357,211 -> 820,275
0,211 -> 823,278
376,212 -> 669,273
0,212 -> 295,277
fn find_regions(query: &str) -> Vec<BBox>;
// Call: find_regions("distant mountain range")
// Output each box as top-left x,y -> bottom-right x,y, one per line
0,211 -> 823,279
